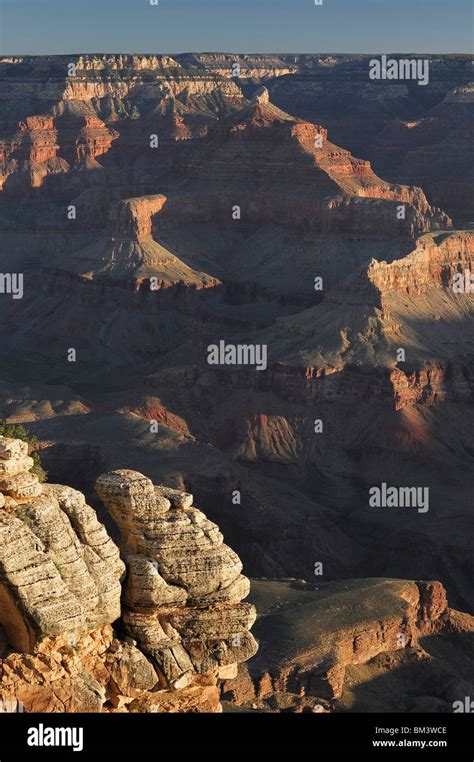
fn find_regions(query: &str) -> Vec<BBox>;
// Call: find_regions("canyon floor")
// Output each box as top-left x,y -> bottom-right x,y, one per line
0,53 -> 473,713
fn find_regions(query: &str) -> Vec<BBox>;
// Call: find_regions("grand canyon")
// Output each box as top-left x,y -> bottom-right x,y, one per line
0,51 -> 473,718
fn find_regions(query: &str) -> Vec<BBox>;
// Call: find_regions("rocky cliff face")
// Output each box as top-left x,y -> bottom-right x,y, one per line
110,195 -> 168,240
95,470 -> 258,690
222,578 -> 474,713
0,53 -> 470,218
0,436 -> 257,712
1,434 -> 473,714
262,55 -> 473,224
0,114 -> 118,191
368,230 -> 474,299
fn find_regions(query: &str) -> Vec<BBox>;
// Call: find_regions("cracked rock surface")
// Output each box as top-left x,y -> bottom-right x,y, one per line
96,469 -> 258,690
0,439 -> 257,712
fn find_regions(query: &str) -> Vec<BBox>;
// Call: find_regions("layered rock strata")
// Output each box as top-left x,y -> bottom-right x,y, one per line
0,439 -> 257,712
222,578 -> 474,710
0,436 -> 124,653
95,470 -> 258,690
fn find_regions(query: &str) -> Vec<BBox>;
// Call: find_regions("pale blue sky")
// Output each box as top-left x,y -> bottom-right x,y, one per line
0,0 -> 472,55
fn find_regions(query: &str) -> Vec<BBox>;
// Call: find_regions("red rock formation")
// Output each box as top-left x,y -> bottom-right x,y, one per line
390,362 -> 474,411
110,195 -> 168,240
73,116 -> 119,167
368,230 -> 474,299
0,113 -> 118,190
166,95 -> 450,236
0,116 -> 67,190
223,578 -> 474,707
17,116 -> 58,163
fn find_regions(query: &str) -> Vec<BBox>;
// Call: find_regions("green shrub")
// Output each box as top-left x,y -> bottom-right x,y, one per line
0,420 -> 47,482
15,504 -> 29,521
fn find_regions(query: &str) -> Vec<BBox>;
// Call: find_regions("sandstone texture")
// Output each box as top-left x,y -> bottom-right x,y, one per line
0,436 -> 124,654
95,469 -> 258,690
0,440 -> 257,712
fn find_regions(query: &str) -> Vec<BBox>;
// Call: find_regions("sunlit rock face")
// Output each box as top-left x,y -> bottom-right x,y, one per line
0,440 -> 257,712
95,470 -> 258,690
